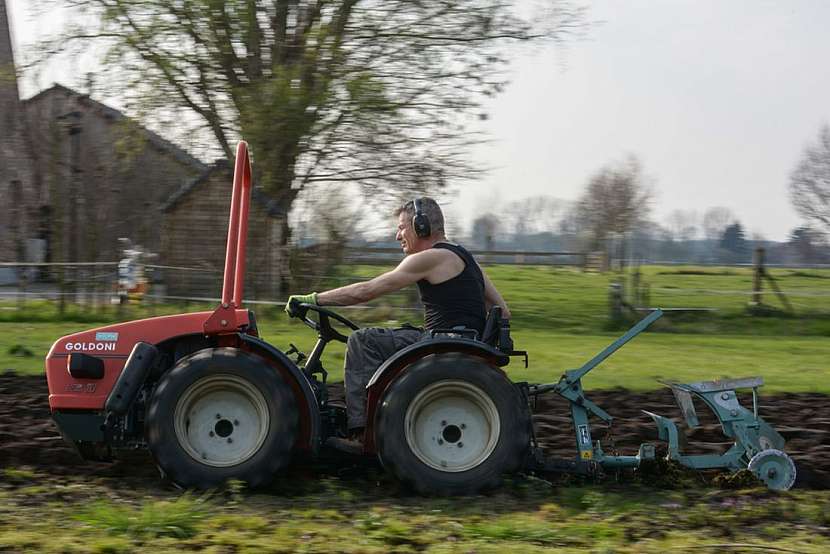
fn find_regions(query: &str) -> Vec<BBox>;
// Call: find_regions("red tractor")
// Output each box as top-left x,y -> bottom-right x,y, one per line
46,142 -> 795,493
45,141 -> 530,494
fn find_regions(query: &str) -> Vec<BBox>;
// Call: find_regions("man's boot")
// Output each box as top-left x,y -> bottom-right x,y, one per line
325,427 -> 365,456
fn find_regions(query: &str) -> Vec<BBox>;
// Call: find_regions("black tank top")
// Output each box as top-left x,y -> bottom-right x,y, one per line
416,242 -> 486,334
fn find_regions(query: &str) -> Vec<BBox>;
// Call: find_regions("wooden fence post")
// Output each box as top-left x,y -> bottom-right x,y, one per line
609,282 -> 623,323
17,265 -> 27,312
751,247 -> 765,306
631,265 -> 640,308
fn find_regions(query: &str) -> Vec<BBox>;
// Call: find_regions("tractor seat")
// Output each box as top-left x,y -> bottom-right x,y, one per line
480,306 -> 513,352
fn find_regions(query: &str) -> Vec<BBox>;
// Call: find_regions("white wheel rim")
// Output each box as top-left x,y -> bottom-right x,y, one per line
173,375 -> 270,467
404,379 -> 500,473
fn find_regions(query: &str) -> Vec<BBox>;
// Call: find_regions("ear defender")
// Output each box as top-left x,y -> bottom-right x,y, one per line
412,198 -> 432,238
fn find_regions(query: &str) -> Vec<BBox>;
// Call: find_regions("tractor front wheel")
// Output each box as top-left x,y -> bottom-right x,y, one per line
375,354 -> 530,495
146,348 -> 297,489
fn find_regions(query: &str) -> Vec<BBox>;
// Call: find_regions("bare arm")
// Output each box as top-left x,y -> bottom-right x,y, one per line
317,251 -> 439,306
478,264 -> 511,319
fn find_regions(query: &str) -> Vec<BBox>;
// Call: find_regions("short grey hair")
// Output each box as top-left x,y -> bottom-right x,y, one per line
395,197 -> 445,236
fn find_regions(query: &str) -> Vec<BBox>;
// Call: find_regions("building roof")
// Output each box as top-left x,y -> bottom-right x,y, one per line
161,159 -> 287,217
23,84 -> 208,173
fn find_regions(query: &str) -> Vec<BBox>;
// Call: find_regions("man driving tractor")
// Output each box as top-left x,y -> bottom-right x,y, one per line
286,197 -> 511,452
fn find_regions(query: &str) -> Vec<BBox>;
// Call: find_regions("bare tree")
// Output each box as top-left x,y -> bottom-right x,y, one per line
576,155 -> 653,248
34,0 -> 586,234
470,213 -> 500,250
502,195 -> 565,236
790,124 -> 830,230
702,206 -> 736,241
290,185 -> 363,289
788,226 -> 828,264
665,209 -> 698,242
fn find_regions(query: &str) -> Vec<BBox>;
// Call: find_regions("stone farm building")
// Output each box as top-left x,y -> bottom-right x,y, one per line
161,161 -> 286,300
0,2 -> 286,298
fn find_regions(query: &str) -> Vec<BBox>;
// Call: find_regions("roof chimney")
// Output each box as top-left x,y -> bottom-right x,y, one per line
0,0 -> 21,107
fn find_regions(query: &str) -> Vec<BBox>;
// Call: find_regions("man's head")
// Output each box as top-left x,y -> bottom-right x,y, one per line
395,197 -> 445,255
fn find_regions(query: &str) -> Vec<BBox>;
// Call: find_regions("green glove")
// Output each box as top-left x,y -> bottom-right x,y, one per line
285,292 -> 319,316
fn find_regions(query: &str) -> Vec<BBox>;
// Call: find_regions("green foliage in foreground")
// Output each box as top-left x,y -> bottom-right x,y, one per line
75,496 -> 205,539
0,470 -> 828,553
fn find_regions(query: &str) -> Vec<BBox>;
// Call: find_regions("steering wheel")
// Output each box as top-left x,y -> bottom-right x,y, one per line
286,301 -> 360,343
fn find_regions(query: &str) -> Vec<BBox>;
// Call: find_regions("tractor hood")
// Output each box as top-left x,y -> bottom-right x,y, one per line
45,310 -> 250,410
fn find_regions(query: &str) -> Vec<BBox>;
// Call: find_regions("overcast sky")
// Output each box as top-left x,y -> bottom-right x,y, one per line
8,0 -> 830,241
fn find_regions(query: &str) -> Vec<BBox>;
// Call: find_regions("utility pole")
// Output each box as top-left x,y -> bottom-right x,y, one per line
1,0 -> 35,264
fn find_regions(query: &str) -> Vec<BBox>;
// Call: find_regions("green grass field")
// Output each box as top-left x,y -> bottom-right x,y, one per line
4,319 -> 829,393
2,264 -> 829,391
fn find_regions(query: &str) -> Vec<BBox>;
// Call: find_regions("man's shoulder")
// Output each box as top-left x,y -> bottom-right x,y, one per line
397,248 -> 443,272
435,241 -> 478,256
407,248 -> 450,264
433,241 -> 479,263
403,246 -> 462,269
429,244 -> 470,271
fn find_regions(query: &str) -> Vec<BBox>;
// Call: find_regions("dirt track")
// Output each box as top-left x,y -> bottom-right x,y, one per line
2,372 -> 828,488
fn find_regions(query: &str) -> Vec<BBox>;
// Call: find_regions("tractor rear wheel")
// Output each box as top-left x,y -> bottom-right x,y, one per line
146,348 -> 297,489
375,354 -> 530,495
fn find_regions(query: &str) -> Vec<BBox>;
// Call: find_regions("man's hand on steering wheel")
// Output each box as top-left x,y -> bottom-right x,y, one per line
285,292 -> 318,316
284,293 -> 360,343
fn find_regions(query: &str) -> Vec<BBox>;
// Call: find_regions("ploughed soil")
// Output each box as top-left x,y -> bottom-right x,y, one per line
2,372 -> 828,489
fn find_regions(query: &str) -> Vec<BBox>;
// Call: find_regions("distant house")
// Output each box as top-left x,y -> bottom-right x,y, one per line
19,84 -> 209,265
1,2 -> 287,297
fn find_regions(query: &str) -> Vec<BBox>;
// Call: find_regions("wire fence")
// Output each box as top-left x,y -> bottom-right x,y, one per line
0,261 -> 424,317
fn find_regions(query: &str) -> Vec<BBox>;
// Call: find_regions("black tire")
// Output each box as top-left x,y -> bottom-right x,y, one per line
146,347 -> 297,489
375,353 -> 530,495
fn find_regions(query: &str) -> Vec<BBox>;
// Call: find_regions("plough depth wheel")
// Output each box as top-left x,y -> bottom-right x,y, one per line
747,449 -> 797,491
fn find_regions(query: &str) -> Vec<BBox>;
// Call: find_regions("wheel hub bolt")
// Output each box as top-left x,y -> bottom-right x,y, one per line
441,420 -> 447,426
437,439 -> 444,445
216,414 -> 221,419
457,442 -> 464,448
234,420 -> 239,426
209,431 -> 215,437
460,424 -> 466,429
227,438 -> 233,444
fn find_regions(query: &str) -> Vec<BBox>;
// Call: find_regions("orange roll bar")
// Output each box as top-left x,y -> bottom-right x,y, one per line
221,141 -> 252,307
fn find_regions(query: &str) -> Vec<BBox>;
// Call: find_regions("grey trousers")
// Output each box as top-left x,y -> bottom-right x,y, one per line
344,326 -> 425,430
